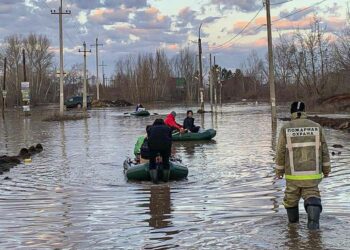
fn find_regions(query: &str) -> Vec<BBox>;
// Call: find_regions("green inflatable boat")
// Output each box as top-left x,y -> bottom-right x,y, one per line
172,129 -> 216,141
123,159 -> 188,181
130,110 -> 150,116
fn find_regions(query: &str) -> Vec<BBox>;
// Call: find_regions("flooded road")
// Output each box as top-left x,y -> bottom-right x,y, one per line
0,103 -> 349,249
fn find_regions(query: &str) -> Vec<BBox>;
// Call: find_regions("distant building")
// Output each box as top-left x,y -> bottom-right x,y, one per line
167,77 -> 186,101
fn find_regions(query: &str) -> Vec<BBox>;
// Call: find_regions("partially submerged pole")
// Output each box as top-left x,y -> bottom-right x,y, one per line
198,23 -> 204,113
265,0 -> 277,121
51,0 -> 71,116
2,57 -> 7,119
79,42 -> 91,110
209,54 -> 213,112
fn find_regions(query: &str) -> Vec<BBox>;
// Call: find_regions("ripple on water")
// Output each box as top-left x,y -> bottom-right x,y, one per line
0,104 -> 349,249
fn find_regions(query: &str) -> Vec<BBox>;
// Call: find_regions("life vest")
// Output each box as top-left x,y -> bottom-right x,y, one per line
284,126 -> 323,180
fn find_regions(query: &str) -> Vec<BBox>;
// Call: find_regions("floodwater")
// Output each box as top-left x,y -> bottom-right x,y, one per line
0,103 -> 349,249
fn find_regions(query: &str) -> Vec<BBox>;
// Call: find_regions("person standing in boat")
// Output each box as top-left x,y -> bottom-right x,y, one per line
164,111 -> 184,133
183,110 -> 200,133
275,101 -> 331,230
147,119 -> 172,183
136,103 -> 144,111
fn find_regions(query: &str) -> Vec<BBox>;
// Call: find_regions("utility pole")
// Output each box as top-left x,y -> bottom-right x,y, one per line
264,0 -> 277,121
79,42 -> 91,110
22,49 -> 30,115
22,49 -> 27,82
91,38 -> 103,100
2,57 -> 7,119
219,67 -> 222,107
209,54 -> 213,112
51,0 -> 71,116
214,56 -> 217,111
198,23 -> 204,112
99,61 -> 107,87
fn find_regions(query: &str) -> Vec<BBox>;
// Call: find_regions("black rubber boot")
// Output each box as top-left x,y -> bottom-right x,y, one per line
150,169 -> 158,184
286,206 -> 299,223
307,206 -> 321,230
304,197 -> 322,230
162,169 -> 170,182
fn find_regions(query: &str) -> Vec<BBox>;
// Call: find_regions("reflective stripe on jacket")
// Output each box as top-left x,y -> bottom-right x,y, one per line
275,112 -> 331,186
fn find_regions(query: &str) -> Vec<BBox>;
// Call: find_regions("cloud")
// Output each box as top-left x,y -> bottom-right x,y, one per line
67,0 -> 148,10
88,7 -> 130,24
323,2 -> 340,16
175,7 -> 220,37
132,7 -> 172,30
104,0 -> 148,9
67,0 -> 101,10
279,7 -> 316,21
210,0 -> 261,12
1,0 -> 348,76
325,16 -> 347,31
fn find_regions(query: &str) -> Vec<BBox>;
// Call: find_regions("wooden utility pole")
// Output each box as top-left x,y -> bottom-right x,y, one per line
22,49 -> 30,115
214,56 -> 217,111
91,38 -> 103,100
51,0 -> 71,115
22,49 -> 27,82
265,0 -> 277,121
99,61 -> 107,87
79,42 -> 91,110
209,54 -> 213,112
198,23 -> 204,112
219,68 -> 222,107
2,57 -> 7,119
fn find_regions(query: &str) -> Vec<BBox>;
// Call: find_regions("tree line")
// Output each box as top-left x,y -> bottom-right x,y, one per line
0,34 -> 56,106
1,15 -> 350,107
221,16 -> 350,104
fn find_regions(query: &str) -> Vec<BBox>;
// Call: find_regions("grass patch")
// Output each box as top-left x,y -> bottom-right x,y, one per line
43,112 -> 90,122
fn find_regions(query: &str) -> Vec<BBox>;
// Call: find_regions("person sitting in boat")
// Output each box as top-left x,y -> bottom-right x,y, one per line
136,103 -> 144,111
134,125 -> 152,163
147,119 -> 172,183
164,111 -> 184,133
183,110 -> 200,133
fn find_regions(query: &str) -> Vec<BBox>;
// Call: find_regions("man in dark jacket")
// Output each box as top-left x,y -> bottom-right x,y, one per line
183,110 -> 200,133
147,119 -> 172,183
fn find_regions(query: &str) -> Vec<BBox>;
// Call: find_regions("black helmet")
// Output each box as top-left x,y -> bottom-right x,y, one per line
291,101 -> 305,114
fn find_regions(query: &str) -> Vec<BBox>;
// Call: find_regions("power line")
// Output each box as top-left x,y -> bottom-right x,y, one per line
270,0 -> 293,6
210,6 -> 264,50
211,0 -> 329,52
272,0 -> 328,23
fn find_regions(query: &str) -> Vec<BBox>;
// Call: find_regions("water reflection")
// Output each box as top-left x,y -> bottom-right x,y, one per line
176,141 -> 217,157
60,122 -> 67,161
200,113 -> 204,129
147,185 -> 172,229
0,104 -> 349,249
271,117 -> 277,151
286,224 -> 302,250
285,224 -> 324,250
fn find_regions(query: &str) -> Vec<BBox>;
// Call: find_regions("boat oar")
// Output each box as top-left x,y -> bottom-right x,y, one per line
172,129 -> 188,137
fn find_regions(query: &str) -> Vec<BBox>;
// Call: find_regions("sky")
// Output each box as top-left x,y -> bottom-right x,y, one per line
0,0 -> 348,77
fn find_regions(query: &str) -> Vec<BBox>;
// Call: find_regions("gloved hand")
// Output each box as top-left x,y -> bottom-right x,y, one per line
323,172 -> 330,178
275,169 -> 284,179
275,173 -> 284,180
